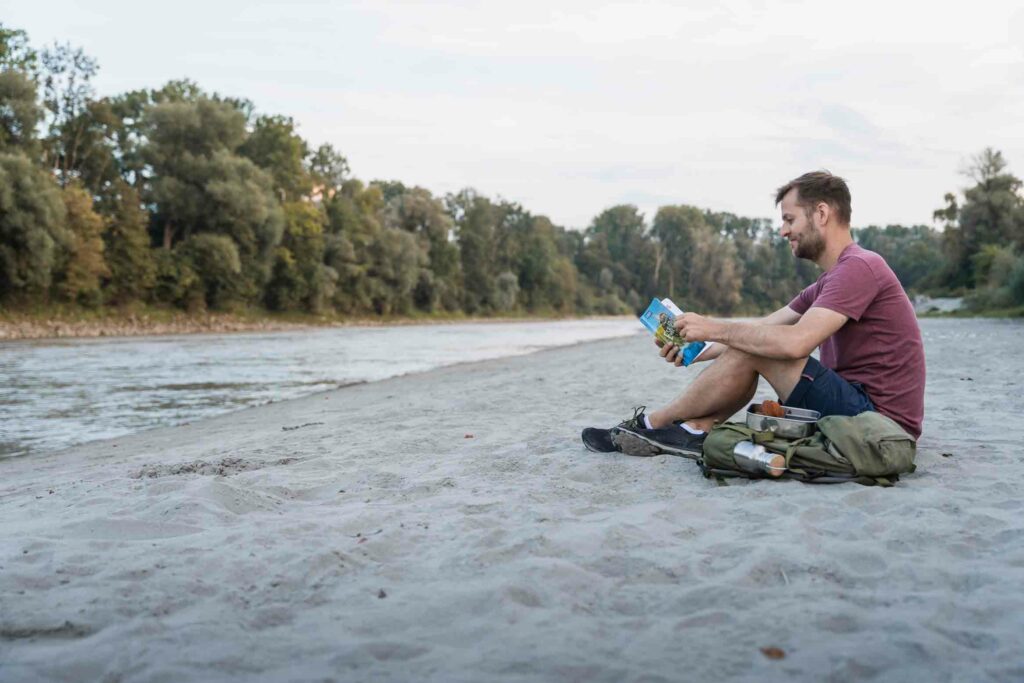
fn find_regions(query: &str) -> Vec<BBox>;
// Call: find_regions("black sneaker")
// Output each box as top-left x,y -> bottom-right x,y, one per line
581,406 -> 650,454
581,427 -> 617,453
611,420 -> 706,458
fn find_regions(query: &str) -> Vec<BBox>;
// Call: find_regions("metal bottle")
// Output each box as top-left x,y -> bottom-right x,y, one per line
732,441 -> 786,477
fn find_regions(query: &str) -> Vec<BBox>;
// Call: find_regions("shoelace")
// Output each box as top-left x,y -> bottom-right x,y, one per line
621,405 -> 647,430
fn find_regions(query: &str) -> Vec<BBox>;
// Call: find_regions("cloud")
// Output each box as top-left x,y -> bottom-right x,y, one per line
7,0 -> 1023,229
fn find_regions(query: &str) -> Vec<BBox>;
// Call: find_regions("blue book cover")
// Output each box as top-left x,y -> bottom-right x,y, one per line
639,298 -> 711,366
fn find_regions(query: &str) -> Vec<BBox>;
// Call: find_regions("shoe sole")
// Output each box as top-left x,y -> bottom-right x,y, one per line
581,429 -> 618,453
582,439 -> 617,454
611,429 -> 702,459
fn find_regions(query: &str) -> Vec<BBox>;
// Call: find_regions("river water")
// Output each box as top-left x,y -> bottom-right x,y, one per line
0,319 -> 640,458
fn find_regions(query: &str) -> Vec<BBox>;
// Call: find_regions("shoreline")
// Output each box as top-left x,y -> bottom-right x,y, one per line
3,301 -> 1019,342
3,330 -> 642,460
0,307 -> 633,342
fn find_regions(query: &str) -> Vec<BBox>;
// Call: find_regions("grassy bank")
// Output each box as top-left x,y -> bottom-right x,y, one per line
0,304 -> 625,341
919,305 -> 1024,318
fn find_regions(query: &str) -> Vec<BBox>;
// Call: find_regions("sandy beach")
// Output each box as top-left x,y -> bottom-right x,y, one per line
2,320 -> 1023,682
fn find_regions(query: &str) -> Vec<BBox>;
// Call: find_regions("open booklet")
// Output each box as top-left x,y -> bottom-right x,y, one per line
639,298 -> 714,366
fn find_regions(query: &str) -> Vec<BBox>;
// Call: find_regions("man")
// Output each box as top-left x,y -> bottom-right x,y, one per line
582,171 -> 925,457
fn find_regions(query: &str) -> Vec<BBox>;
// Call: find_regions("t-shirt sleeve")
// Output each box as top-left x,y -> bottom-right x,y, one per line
811,256 -> 880,321
788,283 -> 816,315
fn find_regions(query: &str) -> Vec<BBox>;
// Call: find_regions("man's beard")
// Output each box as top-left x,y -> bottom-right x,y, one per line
794,223 -> 826,261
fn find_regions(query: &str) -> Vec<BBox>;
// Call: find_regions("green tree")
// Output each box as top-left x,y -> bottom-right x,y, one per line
322,179 -> 426,315
702,210 -> 817,314
371,179 -> 407,204
239,115 -> 312,201
383,186 -> 461,312
577,205 -> 655,312
0,153 -> 68,303
514,215 -> 574,312
0,21 -> 42,159
150,78 -> 204,105
103,88 -> 152,191
176,233 -> 242,310
853,225 -> 945,292
0,23 -> 37,73
265,201 -> 335,312
308,143 -> 349,199
55,183 -> 109,305
152,248 -> 202,310
935,148 -> 1024,289
0,70 -> 42,156
143,96 -> 283,299
448,189 -> 498,313
690,228 -> 742,314
493,271 -> 519,311
366,226 -> 424,315
650,205 -> 706,301
40,42 -> 100,186
323,179 -> 380,313
102,182 -> 156,305
56,99 -> 125,200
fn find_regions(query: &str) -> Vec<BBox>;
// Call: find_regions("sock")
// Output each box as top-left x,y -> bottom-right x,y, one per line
679,422 -> 705,435
643,414 -> 654,429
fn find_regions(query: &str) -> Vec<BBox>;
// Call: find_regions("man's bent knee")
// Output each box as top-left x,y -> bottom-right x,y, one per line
717,346 -> 773,370
716,346 -> 755,364
716,348 -> 808,399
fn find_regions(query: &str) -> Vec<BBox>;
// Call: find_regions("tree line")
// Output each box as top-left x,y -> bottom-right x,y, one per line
2,24 -> 1022,319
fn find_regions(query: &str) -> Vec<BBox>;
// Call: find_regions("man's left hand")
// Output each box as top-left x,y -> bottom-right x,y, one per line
674,312 -> 718,342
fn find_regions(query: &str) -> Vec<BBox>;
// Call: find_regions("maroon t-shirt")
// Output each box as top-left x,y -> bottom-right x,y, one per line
788,243 -> 925,439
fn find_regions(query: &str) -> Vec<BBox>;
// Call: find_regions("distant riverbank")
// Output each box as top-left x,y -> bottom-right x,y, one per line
0,305 -> 629,341
5,298 -> 1018,342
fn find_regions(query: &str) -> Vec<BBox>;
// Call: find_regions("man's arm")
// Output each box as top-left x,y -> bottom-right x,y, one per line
757,304 -> 803,327
657,304 -> 803,365
675,306 -> 847,360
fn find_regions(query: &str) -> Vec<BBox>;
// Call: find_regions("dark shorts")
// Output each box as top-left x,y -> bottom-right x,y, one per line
783,357 -> 875,418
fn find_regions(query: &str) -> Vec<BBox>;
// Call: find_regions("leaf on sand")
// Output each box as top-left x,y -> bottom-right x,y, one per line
464,434 -> 474,439
761,647 -> 786,660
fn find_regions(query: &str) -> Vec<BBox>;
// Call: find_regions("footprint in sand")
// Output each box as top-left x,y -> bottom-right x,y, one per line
363,642 -> 429,662
504,586 -> 543,608
53,519 -> 203,540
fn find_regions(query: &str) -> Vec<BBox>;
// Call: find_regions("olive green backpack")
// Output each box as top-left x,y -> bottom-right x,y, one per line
700,411 -> 917,487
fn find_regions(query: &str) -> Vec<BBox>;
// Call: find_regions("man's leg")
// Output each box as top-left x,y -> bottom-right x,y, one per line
647,347 -> 808,430
607,347 -> 810,457
583,348 -> 811,456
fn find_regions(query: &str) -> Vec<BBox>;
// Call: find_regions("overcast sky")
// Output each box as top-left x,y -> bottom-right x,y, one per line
7,1 -> 1024,230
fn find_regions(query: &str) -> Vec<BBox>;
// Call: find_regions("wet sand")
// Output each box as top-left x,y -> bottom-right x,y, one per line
1,319 -> 1022,682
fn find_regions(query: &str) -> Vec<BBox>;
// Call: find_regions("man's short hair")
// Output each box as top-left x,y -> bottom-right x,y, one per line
775,171 -> 852,226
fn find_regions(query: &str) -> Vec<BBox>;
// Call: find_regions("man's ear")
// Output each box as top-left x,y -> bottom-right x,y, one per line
815,201 -> 831,227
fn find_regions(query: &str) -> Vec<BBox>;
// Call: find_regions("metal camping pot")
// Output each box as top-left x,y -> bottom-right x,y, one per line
745,404 -> 820,439
732,441 -> 786,477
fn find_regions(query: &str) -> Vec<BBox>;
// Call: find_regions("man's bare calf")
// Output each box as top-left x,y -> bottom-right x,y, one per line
647,347 -> 808,432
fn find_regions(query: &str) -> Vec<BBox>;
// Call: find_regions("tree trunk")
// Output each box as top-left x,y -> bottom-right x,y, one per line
652,243 -> 663,293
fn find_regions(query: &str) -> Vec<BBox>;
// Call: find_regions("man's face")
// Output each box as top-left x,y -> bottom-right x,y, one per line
779,189 -> 825,261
